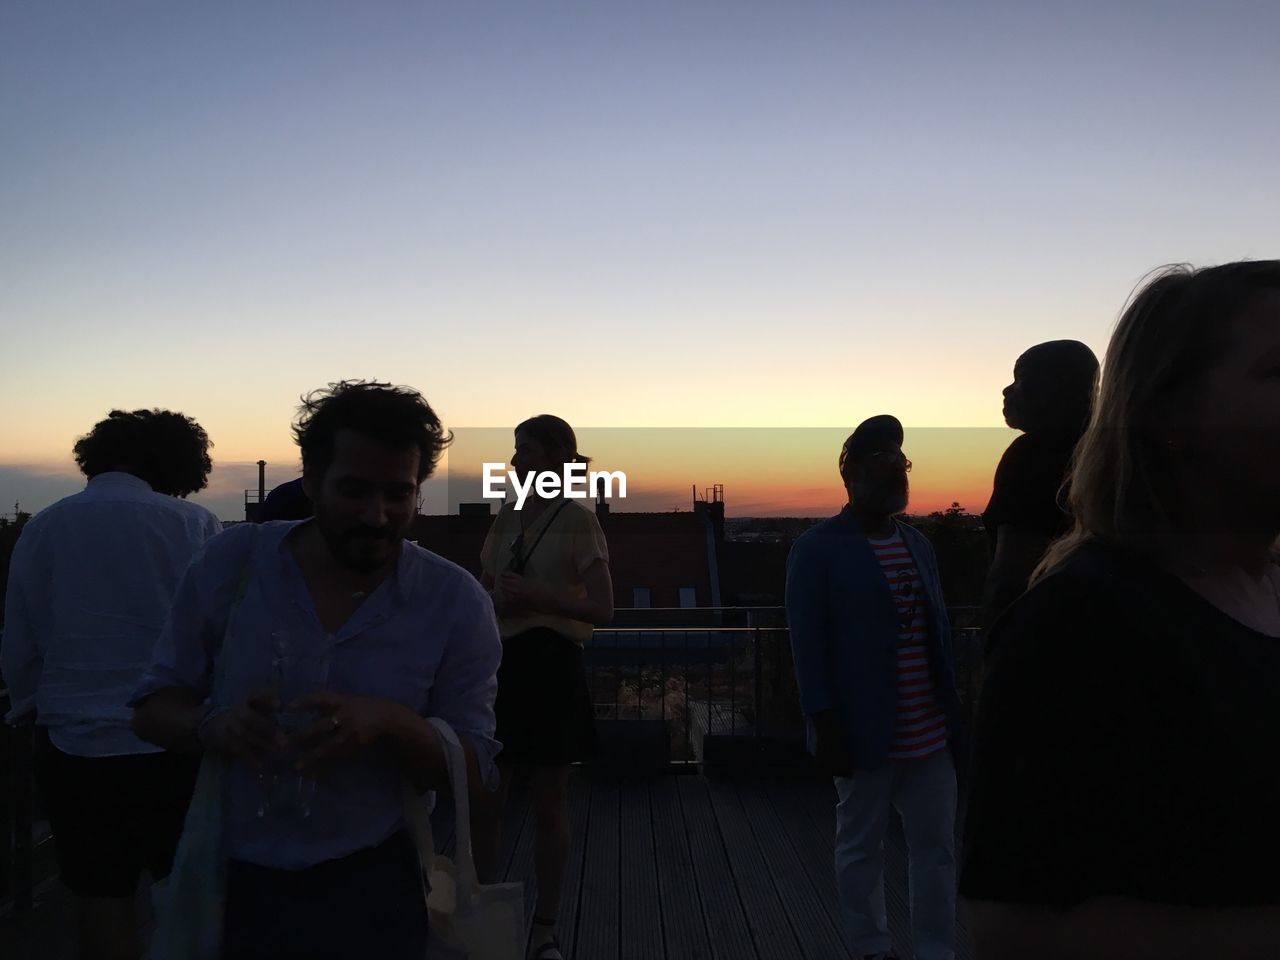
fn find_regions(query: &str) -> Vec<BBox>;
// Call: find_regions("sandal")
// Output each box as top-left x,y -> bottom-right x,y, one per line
530,916 -> 563,960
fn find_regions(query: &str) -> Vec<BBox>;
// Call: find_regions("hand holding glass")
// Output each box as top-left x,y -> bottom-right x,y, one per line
259,631 -> 331,818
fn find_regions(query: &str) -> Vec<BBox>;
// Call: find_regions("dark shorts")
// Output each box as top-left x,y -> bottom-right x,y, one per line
34,730 -> 199,899
222,830 -> 428,960
495,626 -> 597,766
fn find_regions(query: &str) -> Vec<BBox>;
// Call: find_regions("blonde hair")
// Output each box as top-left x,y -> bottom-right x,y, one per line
1033,260 -> 1280,582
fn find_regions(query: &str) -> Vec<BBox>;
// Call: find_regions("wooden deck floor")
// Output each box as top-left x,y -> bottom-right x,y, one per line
437,771 -> 974,960
2,772 -> 973,960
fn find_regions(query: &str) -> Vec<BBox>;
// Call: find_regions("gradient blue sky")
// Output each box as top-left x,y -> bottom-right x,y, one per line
2,1 -> 1277,519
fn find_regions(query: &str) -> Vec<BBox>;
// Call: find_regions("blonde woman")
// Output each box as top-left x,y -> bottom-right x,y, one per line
961,261 -> 1280,959
477,415 -> 613,960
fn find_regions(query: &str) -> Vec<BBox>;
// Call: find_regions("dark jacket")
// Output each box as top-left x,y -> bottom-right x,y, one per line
785,505 -> 962,771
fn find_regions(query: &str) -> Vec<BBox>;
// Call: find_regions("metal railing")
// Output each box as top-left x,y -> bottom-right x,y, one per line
585,623 -> 794,768
585,606 -> 984,771
1,689 -> 35,916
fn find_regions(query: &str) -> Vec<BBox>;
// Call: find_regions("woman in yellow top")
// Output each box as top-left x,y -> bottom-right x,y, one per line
477,415 -> 613,960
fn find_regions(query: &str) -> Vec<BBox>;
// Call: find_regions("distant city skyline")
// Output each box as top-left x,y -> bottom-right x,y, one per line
4,426 -> 1013,522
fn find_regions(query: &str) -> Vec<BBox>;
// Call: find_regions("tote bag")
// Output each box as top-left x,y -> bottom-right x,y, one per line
404,718 -> 525,960
149,532 -> 256,960
148,753 -> 228,959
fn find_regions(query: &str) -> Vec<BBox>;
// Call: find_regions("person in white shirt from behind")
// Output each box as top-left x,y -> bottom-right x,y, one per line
1,408 -> 222,960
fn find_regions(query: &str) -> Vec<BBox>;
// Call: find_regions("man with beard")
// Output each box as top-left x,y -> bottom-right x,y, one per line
786,415 -> 962,960
130,381 -> 502,960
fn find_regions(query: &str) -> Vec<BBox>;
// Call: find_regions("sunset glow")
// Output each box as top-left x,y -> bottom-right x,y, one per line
2,4 -> 1276,520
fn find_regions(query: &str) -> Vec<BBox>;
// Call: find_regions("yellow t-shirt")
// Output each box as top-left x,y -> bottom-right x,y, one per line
480,499 -> 610,644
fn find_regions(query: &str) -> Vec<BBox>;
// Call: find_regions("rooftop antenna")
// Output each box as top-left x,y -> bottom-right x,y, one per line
594,475 -> 610,516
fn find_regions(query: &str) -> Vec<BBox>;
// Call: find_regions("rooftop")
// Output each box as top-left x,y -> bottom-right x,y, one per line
2,610 -> 984,958
1,769 -> 975,960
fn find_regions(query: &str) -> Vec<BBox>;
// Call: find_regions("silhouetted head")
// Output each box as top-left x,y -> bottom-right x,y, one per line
1037,260 -> 1280,578
257,477 -> 312,522
1002,340 -> 1099,432
294,380 -> 451,572
839,415 -> 910,516
511,414 -> 589,485
73,409 -> 212,497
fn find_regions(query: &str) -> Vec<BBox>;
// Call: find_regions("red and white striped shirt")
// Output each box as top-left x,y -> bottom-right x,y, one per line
868,529 -> 948,760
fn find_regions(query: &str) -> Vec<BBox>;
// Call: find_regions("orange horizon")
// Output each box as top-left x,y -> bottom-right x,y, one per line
2,430 -> 1009,521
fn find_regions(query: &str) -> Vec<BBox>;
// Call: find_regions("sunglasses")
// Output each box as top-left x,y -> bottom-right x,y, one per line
867,451 -> 912,473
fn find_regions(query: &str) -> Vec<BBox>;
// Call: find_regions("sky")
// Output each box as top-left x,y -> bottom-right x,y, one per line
2,1 -> 1277,519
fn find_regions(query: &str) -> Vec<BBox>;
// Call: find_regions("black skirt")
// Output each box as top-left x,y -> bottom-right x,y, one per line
494,626 -> 596,765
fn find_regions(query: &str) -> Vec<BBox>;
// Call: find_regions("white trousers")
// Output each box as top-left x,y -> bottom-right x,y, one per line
833,750 -> 957,960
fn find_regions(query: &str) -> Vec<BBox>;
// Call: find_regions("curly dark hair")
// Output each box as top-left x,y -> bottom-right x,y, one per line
73,409 -> 213,497
293,380 -> 452,483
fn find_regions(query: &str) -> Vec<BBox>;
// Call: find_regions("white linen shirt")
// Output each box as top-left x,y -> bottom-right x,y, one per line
1,472 -> 223,756
130,521 -> 503,870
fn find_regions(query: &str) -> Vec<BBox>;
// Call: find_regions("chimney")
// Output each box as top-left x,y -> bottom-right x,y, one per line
693,484 -> 726,543
257,460 -> 266,505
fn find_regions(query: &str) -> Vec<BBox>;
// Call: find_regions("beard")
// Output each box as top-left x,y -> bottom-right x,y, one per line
852,476 -> 909,516
314,510 -> 403,573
